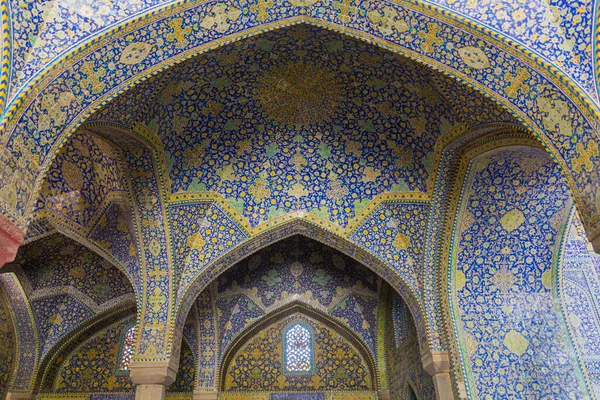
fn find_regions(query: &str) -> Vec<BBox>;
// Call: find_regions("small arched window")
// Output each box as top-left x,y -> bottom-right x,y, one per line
119,326 -> 136,371
284,323 -> 313,373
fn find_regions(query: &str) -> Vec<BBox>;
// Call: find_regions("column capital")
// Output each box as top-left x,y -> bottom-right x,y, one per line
129,359 -> 178,386
421,350 -> 450,375
0,213 -> 24,267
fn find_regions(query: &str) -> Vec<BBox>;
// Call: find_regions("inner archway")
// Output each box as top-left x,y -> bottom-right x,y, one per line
179,235 -> 433,399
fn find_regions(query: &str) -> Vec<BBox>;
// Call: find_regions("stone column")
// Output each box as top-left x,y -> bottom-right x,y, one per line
5,394 -> 36,400
422,351 -> 454,400
193,390 -> 219,400
130,360 -> 178,400
0,213 -> 24,267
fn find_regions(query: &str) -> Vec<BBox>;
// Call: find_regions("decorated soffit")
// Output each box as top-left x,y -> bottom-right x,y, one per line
5,0 -> 599,114
15,232 -> 134,306
34,131 -> 128,230
88,25 -> 514,230
213,236 -> 381,358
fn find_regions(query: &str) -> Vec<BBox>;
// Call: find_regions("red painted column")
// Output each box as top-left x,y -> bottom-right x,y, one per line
0,213 -> 24,267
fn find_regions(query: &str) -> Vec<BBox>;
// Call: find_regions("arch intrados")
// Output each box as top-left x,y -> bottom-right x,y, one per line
218,301 -> 378,391
23,216 -> 141,303
4,0 -> 596,127
9,16 -> 592,238
174,219 -> 429,354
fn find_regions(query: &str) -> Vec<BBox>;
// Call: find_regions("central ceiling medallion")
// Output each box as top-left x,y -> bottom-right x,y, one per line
254,61 -> 344,127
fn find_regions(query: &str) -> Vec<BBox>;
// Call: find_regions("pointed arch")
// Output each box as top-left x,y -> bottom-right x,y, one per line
174,218 -> 429,361
0,3 -> 598,249
218,301 -> 378,391
0,272 -> 39,393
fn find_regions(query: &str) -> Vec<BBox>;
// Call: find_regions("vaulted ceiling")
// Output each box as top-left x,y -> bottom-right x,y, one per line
84,24 -> 515,228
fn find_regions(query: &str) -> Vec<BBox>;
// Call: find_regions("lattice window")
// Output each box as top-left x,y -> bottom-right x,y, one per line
119,326 -> 135,371
284,323 -> 312,373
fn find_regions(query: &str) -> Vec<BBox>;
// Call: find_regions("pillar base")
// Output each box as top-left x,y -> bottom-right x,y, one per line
422,351 -> 454,400
193,390 -> 219,400
135,384 -> 166,400
377,390 -> 390,400
0,213 -> 24,267
6,393 -> 36,400
431,372 -> 453,400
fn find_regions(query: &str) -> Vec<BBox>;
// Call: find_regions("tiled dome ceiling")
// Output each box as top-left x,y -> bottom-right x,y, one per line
90,24 -> 514,228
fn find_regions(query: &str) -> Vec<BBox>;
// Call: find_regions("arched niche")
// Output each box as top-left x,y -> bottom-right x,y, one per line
218,301 -> 378,394
173,220 -> 430,363
442,142 -> 591,398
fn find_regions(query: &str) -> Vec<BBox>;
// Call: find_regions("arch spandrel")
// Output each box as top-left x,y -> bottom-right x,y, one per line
1,2 -> 599,253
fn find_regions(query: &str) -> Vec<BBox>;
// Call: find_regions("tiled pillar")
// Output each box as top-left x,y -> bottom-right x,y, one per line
130,360 -> 177,400
0,213 -> 24,267
422,351 -> 454,400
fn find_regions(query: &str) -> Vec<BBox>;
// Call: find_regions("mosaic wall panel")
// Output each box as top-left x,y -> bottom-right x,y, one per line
560,212 -> 600,396
56,316 -> 136,392
214,236 -> 380,359
0,287 -> 15,399
216,236 -> 380,311
196,287 -> 218,389
6,0 -> 597,113
31,294 -> 94,359
35,132 -> 127,228
18,233 -> 134,305
182,305 -> 199,363
435,75 -> 519,126
385,295 -> 434,400
429,0 -> 598,101
89,204 -> 141,294
330,294 -> 378,356
90,75 -> 162,127
144,25 -> 458,228
168,340 -> 196,392
217,295 -> 264,360
451,146 -> 589,398
169,202 -> 248,304
5,0 -> 600,242
350,202 -> 429,296
392,292 -> 410,348
223,313 -> 372,392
